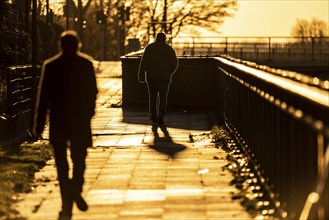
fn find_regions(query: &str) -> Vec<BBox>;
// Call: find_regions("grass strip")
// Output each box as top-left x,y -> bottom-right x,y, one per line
0,142 -> 52,219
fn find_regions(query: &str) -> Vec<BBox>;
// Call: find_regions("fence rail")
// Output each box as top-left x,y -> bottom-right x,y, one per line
215,56 -> 329,219
172,36 -> 329,65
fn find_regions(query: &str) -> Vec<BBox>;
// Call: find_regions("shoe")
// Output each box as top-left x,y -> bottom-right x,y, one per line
150,116 -> 157,124
71,189 -> 88,211
73,193 -> 88,211
58,211 -> 72,220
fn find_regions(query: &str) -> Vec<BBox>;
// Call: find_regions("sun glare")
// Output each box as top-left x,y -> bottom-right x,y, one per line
220,0 -> 329,36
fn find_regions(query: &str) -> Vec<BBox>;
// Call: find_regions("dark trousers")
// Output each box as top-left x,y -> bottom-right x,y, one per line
147,78 -> 170,119
53,143 -> 87,213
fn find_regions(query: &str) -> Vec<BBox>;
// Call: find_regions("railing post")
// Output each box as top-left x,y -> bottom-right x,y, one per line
192,37 -> 195,56
225,37 -> 228,55
311,37 -> 315,61
268,37 -> 272,62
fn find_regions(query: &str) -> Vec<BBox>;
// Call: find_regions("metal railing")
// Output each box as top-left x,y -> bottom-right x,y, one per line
215,55 -> 329,219
172,36 -> 329,64
121,52 -> 329,218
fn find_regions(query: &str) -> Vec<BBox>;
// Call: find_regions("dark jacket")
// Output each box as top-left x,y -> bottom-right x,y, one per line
138,41 -> 178,83
33,52 -> 98,146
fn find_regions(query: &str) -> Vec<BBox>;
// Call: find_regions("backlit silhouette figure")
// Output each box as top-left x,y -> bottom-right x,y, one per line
33,31 -> 98,220
138,32 -> 178,124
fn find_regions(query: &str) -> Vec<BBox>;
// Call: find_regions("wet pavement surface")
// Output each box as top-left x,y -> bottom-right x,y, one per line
15,61 -> 252,220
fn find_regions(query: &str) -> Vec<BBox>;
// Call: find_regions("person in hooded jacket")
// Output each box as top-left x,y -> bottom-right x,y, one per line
138,32 -> 178,124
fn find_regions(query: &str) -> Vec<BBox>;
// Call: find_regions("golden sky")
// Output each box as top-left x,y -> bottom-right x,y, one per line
220,0 -> 329,36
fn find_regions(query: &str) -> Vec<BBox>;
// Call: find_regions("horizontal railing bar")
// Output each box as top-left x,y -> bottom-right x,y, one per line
215,57 -> 329,108
173,36 -> 329,39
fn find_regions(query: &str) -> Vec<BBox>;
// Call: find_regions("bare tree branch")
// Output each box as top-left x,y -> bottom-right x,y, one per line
126,0 -> 237,45
291,17 -> 329,41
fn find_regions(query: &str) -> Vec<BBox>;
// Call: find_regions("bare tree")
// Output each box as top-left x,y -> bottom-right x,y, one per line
126,0 -> 237,45
291,17 -> 329,40
308,18 -> 329,37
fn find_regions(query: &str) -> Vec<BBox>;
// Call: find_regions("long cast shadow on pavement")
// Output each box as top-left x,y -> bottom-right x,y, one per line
149,124 -> 186,158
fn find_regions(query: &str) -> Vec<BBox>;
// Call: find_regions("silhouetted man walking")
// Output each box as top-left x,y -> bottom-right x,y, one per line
33,31 -> 98,220
138,32 -> 178,124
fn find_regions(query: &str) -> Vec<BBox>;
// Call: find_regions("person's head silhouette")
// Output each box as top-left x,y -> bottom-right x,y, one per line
156,32 -> 166,42
60,30 -> 80,54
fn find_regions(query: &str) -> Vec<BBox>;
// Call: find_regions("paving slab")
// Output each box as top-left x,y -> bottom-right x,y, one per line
14,61 -> 252,220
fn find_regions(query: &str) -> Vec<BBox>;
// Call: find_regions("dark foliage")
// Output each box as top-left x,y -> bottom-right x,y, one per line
37,18 -> 64,60
0,0 -> 31,66
0,1 -> 65,67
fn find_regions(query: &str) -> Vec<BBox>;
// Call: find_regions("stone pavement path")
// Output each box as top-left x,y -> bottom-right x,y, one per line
15,61 -> 252,220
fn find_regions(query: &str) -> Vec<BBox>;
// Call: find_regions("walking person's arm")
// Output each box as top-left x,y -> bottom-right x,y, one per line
171,49 -> 178,73
137,48 -> 149,83
88,62 -> 98,118
169,48 -> 178,83
33,63 -> 50,138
